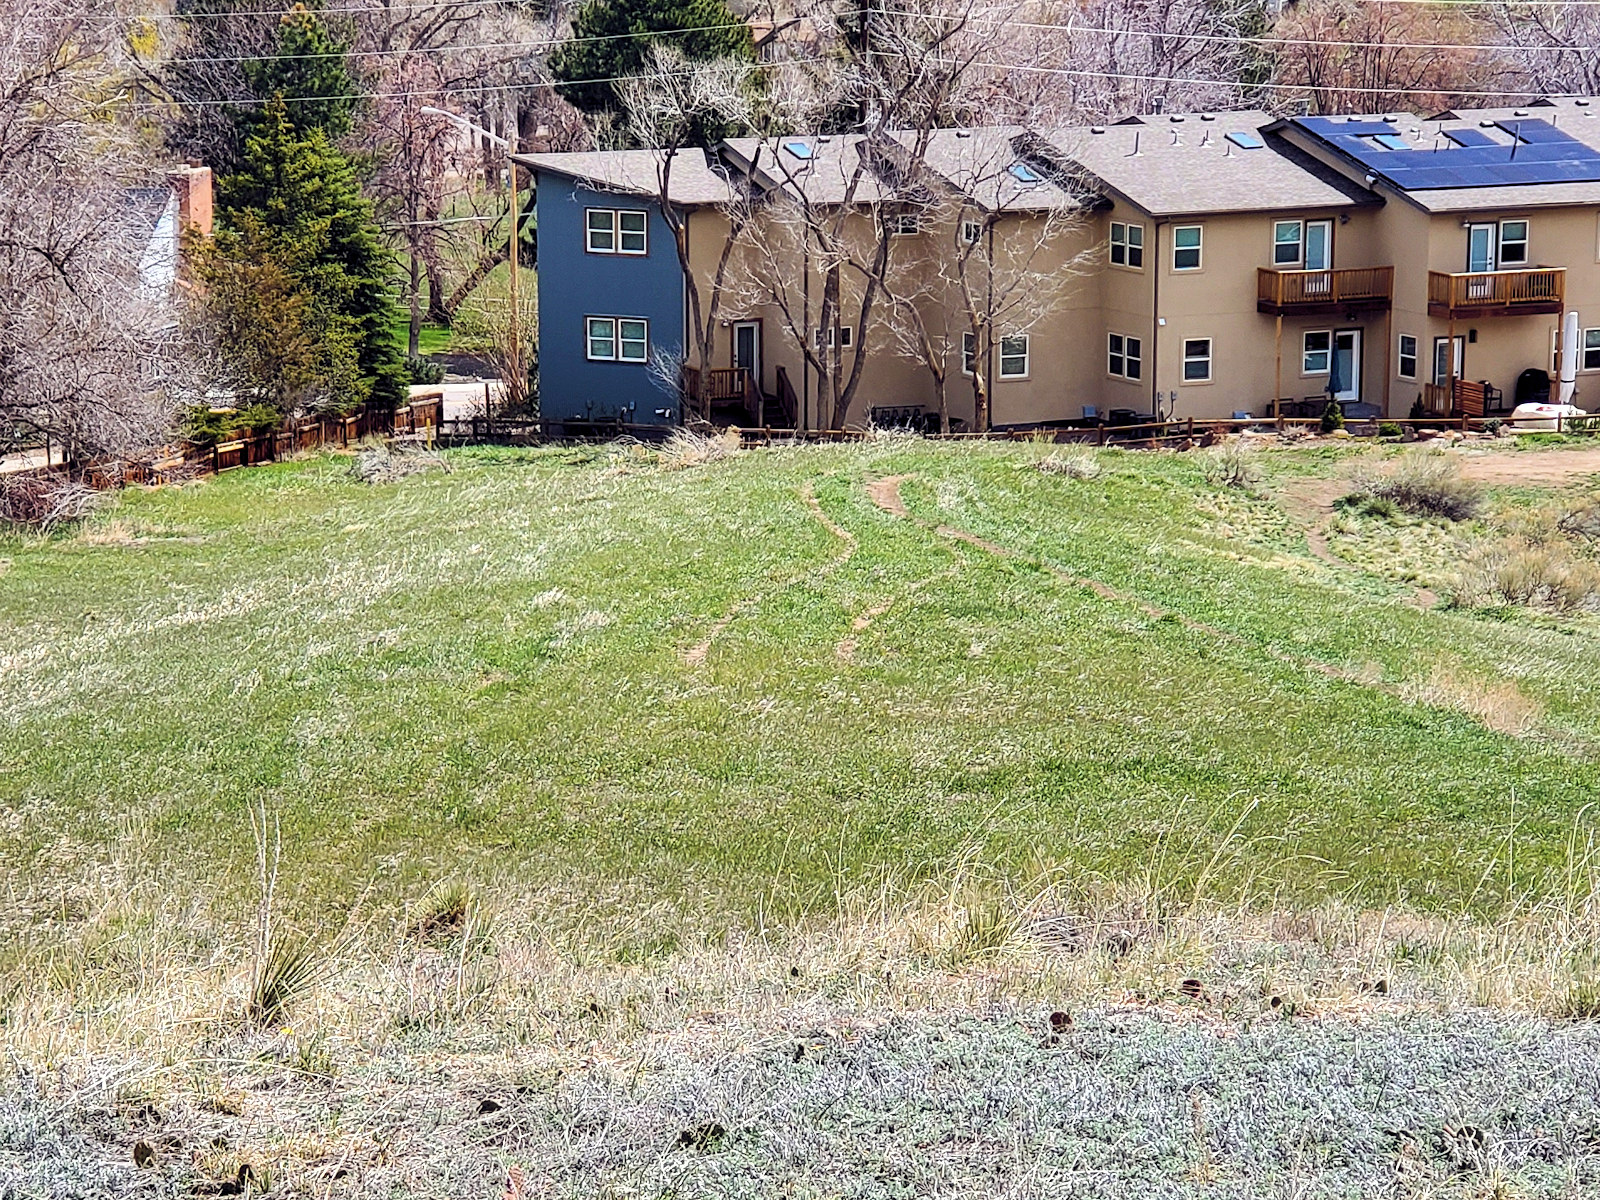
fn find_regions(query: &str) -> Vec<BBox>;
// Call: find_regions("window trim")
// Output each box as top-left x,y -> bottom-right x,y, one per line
1110,220 -> 1145,270
1172,224 -> 1204,271
1303,329 -> 1332,377
961,331 -> 976,376
585,315 -> 649,363
1498,218 -> 1529,267
1397,333 -> 1419,381
1107,331 -> 1143,381
998,333 -> 1030,380
961,219 -> 983,246
1182,337 -> 1213,384
585,207 -> 649,256
1273,220 -> 1304,267
888,212 -> 920,237
816,324 -> 854,350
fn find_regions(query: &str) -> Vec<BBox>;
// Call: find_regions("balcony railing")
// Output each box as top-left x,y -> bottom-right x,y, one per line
1427,268 -> 1565,317
1257,266 -> 1393,315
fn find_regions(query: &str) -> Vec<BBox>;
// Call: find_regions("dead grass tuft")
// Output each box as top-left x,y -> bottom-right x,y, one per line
1037,450 -> 1102,480
658,428 -> 741,468
1199,441 -> 1261,491
350,440 -> 450,485
1451,538 -> 1600,613
1400,664 -> 1544,738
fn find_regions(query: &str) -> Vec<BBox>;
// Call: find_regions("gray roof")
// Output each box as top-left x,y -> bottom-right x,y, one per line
722,136 -> 895,205
1040,111 -> 1378,217
912,128 -> 1089,212
516,148 -> 737,206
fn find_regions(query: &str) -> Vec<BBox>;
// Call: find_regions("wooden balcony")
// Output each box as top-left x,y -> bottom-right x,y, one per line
1257,266 -> 1393,316
1427,268 -> 1565,318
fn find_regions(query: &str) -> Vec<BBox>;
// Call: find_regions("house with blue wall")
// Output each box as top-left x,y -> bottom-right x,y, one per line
517,150 -> 737,433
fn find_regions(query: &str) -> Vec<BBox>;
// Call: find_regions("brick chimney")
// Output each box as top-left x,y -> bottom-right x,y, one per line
167,165 -> 213,238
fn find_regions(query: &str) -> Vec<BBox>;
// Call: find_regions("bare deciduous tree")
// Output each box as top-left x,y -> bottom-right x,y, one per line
1488,1 -> 1600,98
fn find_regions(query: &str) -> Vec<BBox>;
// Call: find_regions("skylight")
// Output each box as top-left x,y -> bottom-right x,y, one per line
783,140 -> 814,160
1008,161 -> 1042,183
1224,131 -> 1264,150
1370,133 -> 1410,150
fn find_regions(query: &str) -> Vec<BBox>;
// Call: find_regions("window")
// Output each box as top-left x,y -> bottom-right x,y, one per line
586,316 -> 648,362
1303,330 -> 1331,375
999,334 -> 1030,378
783,139 -> 814,160
586,208 -> 647,255
1008,161 -> 1042,184
961,331 -> 976,375
1182,338 -> 1212,382
1585,328 -> 1600,372
1110,221 -> 1144,269
888,213 -> 920,236
1173,225 -> 1203,270
1225,131 -> 1264,150
961,219 -> 982,245
1499,219 -> 1529,266
1274,221 -> 1303,266
1371,133 -> 1410,151
1398,333 -> 1418,381
1108,332 -> 1142,380
816,325 -> 853,350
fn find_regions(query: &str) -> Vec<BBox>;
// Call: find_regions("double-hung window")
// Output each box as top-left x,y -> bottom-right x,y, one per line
1499,219 -> 1529,266
1110,221 -> 1145,269
1585,328 -> 1600,371
1398,334 -> 1418,381
586,208 -> 647,255
1183,338 -> 1212,382
1273,221 -> 1303,266
586,316 -> 648,362
961,219 -> 982,246
961,332 -> 976,375
1173,225 -> 1203,270
1303,330 -> 1331,375
999,335 -> 1030,379
1108,332 -> 1142,380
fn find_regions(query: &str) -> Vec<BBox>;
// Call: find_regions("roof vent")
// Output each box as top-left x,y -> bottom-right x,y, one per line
1383,114 -> 1399,123
954,129 -> 971,138
1577,98 -> 1592,107
1513,109 -> 1530,116
1479,119 -> 1496,127
1199,113 -> 1215,121
1169,114 -> 1186,122
1090,126 -> 1107,134
1345,115 -> 1362,122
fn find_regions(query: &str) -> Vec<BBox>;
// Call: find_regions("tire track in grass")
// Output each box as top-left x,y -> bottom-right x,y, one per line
684,479 -> 857,667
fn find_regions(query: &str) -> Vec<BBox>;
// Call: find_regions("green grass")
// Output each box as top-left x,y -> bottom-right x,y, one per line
3,441 -> 1599,951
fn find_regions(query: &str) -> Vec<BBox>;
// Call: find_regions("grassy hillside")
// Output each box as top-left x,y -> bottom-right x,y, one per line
4,437 -> 1600,953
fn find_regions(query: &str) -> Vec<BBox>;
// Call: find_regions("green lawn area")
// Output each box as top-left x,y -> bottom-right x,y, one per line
3,440 -> 1599,952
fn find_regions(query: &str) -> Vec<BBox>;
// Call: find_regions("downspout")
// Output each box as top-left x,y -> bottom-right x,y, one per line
986,217 -> 997,431
681,206 -> 690,425
803,236 -> 811,431
1151,217 -> 1164,417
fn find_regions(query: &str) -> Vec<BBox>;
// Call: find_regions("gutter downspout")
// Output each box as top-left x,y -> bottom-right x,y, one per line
986,218 -> 997,431
803,236 -> 811,431
1151,217 -> 1165,418
681,205 -> 690,426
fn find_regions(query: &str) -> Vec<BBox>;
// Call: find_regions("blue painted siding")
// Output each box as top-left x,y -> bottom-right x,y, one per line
534,174 -> 684,428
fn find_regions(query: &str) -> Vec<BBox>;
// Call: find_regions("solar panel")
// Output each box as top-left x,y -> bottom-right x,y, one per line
1371,134 -> 1410,150
1496,121 -> 1569,144
1296,115 -> 1600,190
1444,128 -> 1498,148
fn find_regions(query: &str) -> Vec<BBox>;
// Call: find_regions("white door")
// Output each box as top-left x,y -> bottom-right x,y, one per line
733,321 -> 761,390
1332,329 -> 1361,402
1433,335 -> 1464,385
1304,220 -> 1332,271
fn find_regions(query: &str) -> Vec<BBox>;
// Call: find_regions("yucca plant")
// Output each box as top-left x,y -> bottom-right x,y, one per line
248,933 -> 325,1026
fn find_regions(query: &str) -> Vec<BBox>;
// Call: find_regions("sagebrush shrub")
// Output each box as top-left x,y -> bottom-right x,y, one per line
1199,441 -> 1262,490
1037,450 -> 1101,480
1352,449 -> 1483,521
1452,538 -> 1600,613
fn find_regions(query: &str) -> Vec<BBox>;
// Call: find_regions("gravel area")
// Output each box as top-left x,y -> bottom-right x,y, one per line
7,1008 -> 1600,1198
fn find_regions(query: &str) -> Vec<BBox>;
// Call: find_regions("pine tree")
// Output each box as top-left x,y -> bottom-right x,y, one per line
549,0 -> 754,142
213,98 -> 405,413
243,3 -> 359,144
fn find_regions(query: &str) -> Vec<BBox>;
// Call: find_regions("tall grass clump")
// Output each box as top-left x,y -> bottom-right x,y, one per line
1199,441 -> 1261,491
245,801 -> 328,1026
1452,538 -> 1600,613
1351,449 -> 1483,521
1037,450 -> 1101,480
659,428 -> 741,468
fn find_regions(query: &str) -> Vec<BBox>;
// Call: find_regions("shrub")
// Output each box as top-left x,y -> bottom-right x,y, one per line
406,355 -> 445,386
0,473 -> 100,531
1557,496 -> 1600,541
182,403 -> 282,442
1336,493 -> 1398,520
1377,422 -> 1402,439
247,933 -> 325,1026
659,427 -> 741,468
1351,449 -> 1483,521
350,440 -> 449,484
1451,538 -> 1600,613
1484,418 -> 1503,436
1319,400 -> 1345,434
1037,450 -> 1101,480
1199,441 -> 1261,490
1409,397 -> 1426,420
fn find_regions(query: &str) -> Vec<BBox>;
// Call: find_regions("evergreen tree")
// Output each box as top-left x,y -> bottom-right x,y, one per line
243,3 -> 359,144
549,0 -> 754,143
213,98 -> 406,413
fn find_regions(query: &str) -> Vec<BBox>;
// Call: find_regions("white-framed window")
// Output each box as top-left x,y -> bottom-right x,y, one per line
1107,332 -> 1142,381
999,334 -> 1029,379
1182,337 -> 1212,382
1273,220 -> 1303,266
586,316 -> 648,362
888,212 -> 920,236
1499,219 -> 1529,266
586,208 -> 647,255
816,325 -> 853,350
1398,333 -> 1418,381
1173,224 -> 1203,270
961,331 -> 976,375
1303,330 -> 1331,375
1585,327 -> 1600,372
1110,221 -> 1145,269
961,219 -> 982,245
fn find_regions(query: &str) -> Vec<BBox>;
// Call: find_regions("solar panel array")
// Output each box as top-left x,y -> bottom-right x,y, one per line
1296,115 -> 1600,190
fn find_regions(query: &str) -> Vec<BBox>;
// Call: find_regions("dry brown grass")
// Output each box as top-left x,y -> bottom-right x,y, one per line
1452,537 -> 1600,613
1401,663 -> 1545,738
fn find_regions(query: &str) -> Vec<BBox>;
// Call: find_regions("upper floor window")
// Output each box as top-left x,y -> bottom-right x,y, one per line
1173,225 -> 1203,270
961,219 -> 982,246
815,325 -> 853,350
999,334 -> 1030,379
586,208 -> 647,255
1499,219 -> 1529,266
888,212 -> 920,236
587,316 -> 648,362
1274,221 -> 1303,266
961,331 -> 976,375
1110,221 -> 1144,269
